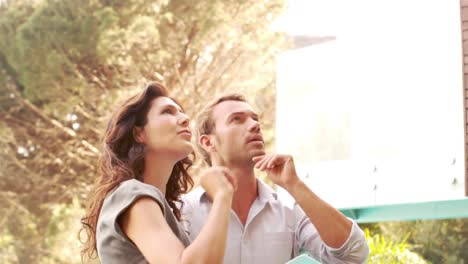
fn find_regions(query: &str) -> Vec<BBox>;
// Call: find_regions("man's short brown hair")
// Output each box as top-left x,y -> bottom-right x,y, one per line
194,94 -> 247,166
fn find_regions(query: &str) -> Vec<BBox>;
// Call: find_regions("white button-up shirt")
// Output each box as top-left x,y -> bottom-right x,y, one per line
181,179 -> 369,264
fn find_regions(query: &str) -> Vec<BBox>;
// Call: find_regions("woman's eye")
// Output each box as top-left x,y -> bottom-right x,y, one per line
162,109 -> 173,114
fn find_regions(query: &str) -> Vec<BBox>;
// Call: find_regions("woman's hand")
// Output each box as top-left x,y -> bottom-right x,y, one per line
199,166 -> 236,201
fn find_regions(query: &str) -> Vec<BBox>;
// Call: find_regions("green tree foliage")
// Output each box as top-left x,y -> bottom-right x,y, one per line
0,0 -> 287,261
378,220 -> 468,264
365,229 -> 429,264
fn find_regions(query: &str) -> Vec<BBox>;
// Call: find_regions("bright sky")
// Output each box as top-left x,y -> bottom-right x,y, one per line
274,0 -> 465,207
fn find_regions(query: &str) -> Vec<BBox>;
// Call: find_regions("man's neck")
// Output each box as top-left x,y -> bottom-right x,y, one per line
227,165 -> 258,225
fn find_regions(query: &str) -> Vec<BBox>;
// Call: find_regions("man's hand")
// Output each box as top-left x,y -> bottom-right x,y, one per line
254,155 -> 358,253
252,154 -> 300,190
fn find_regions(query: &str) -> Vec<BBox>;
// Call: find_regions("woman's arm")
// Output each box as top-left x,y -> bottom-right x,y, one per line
119,197 -> 185,263
180,190 -> 232,263
120,167 -> 235,264
120,193 -> 232,264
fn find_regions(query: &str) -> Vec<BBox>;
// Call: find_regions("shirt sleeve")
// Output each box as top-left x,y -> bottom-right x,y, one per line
98,179 -> 166,241
294,205 -> 369,264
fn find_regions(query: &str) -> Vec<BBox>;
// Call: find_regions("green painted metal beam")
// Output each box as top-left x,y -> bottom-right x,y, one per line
339,198 -> 468,223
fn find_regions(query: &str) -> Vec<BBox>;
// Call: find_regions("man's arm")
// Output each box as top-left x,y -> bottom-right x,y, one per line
253,154 -> 369,262
286,180 -> 352,247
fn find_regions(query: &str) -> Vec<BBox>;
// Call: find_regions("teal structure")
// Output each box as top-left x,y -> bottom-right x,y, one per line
339,198 -> 468,223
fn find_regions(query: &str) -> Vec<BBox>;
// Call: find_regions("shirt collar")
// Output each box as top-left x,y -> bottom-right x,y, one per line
257,179 -> 278,202
198,178 -> 278,203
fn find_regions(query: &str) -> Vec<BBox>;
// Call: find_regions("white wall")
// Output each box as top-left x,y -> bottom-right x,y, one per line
275,0 -> 465,207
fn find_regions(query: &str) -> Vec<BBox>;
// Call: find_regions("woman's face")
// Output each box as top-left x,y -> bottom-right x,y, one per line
136,96 -> 192,160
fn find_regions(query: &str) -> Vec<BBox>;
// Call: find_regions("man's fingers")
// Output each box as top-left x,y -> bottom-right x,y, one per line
252,155 -> 264,163
267,155 -> 288,169
259,155 -> 274,171
252,155 -> 264,161
254,154 -> 292,171
267,156 -> 281,169
254,155 -> 268,169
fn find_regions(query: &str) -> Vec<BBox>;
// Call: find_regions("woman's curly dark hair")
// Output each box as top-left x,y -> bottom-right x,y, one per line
79,83 -> 194,260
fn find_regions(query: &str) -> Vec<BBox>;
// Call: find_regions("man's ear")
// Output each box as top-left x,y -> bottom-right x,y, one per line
199,134 -> 216,153
133,126 -> 145,143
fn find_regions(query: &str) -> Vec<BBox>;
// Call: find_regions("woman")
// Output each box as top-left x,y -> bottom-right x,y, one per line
80,83 -> 235,263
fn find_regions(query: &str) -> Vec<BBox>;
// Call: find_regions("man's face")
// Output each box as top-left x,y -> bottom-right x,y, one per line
209,100 -> 265,166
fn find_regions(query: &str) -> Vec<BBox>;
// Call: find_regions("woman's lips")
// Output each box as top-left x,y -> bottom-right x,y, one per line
177,129 -> 192,138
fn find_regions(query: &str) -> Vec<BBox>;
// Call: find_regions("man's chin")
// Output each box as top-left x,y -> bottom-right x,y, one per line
249,149 -> 266,158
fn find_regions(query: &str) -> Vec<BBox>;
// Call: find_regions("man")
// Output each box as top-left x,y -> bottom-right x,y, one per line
182,94 -> 369,264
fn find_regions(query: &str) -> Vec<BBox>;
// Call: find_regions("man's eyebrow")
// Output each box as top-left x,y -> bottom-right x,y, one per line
226,111 -> 259,119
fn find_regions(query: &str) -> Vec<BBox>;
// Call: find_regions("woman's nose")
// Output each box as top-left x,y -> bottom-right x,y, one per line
178,113 -> 190,126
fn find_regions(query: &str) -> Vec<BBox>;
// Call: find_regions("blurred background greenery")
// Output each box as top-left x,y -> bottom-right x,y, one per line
0,0 -> 467,263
